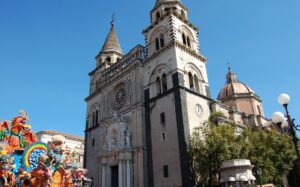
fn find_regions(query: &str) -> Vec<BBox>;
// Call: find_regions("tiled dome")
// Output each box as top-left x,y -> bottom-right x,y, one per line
217,69 -> 256,101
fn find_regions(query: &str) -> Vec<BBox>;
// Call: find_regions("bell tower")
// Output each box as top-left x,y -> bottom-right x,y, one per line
95,19 -> 123,71
143,0 -> 212,186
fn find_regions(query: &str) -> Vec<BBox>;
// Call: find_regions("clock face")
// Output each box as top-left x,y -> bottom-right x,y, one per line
115,86 -> 127,106
195,104 -> 203,117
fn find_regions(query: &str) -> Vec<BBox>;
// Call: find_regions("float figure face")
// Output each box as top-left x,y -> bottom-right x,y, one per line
12,116 -> 26,125
21,124 -> 31,133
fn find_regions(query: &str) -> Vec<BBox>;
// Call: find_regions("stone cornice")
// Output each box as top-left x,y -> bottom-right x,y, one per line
175,41 -> 207,62
143,40 -> 207,64
152,1 -> 188,13
143,41 -> 175,64
219,165 -> 253,172
220,93 -> 262,103
143,11 -> 199,34
95,51 -> 123,60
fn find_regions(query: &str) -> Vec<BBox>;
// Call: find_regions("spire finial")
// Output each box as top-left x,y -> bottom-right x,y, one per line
111,14 -> 115,27
227,60 -> 231,72
226,62 -> 238,83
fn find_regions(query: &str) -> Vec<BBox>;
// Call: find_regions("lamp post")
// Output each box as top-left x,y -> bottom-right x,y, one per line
257,167 -> 262,187
272,93 -> 300,186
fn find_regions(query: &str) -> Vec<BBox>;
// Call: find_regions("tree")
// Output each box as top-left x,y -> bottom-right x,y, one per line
247,129 -> 297,185
188,112 -> 297,186
189,112 -> 250,186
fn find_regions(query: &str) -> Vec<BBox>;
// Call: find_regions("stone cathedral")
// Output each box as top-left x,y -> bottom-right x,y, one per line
84,0 -> 269,187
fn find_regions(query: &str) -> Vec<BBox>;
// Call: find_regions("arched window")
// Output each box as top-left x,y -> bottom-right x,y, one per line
182,33 -> 186,45
188,72 -> 194,90
160,34 -> 165,48
162,74 -> 167,93
155,38 -> 160,51
257,105 -> 262,115
156,77 -> 161,95
194,75 -> 200,93
156,12 -> 161,21
187,36 -> 191,48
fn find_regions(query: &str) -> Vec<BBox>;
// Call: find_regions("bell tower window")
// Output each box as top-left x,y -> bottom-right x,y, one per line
156,11 -> 161,21
155,38 -> 160,51
181,10 -> 185,17
160,34 -> 165,48
187,36 -> 191,48
106,57 -> 111,63
95,110 -> 98,125
182,33 -> 187,45
156,77 -> 161,95
162,74 -> 167,93
92,112 -> 95,126
188,72 -> 194,90
194,75 -> 200,93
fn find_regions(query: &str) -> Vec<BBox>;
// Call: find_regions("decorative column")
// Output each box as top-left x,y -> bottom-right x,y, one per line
126,159 -> 131,187
101,158 -> 109,187
101,163 -> 106,187
119,159 -> 123,187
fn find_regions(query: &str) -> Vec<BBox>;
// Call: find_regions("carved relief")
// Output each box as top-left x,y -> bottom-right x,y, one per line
102,115 -> 131,152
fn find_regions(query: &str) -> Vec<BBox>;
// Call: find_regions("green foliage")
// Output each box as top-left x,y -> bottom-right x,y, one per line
247,129 -> 297,185
208,111 -> 225,125
188,112 -> 297,186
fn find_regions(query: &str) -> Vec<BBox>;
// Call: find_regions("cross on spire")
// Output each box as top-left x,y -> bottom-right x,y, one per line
227,60 -> 231,72
111,14 -> 115,26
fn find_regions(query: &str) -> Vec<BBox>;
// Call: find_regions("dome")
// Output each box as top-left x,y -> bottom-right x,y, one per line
217,68 -> 256,101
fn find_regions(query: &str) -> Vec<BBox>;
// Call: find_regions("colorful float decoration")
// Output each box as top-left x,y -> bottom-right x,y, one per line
0,110 -> 88,187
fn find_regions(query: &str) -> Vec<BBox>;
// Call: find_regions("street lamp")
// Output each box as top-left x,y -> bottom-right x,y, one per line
272,93 -> 300,186
257,167 -> 262,187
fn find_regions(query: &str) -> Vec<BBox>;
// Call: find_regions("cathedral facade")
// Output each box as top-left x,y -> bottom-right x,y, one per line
84,1 -> 269,187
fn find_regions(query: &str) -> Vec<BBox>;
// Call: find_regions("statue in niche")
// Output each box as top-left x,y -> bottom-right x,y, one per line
111,129 -> 118,147
120,130 -> 125,147
125,129 -> 130,146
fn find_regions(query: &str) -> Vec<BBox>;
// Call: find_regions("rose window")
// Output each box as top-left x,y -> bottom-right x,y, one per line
115,86 -> 127,106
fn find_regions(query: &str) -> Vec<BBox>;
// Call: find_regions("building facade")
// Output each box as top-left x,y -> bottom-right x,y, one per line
36,130 -> 85,167
84,0 -> 269,187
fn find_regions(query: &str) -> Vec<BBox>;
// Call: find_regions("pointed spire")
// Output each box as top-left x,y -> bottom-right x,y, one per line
99,16 -> 123,55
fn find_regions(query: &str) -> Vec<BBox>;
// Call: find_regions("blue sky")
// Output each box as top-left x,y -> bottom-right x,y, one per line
0,0 -> 299,136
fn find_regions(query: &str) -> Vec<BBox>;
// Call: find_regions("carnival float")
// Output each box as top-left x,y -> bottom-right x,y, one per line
0,110 -> 89,187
